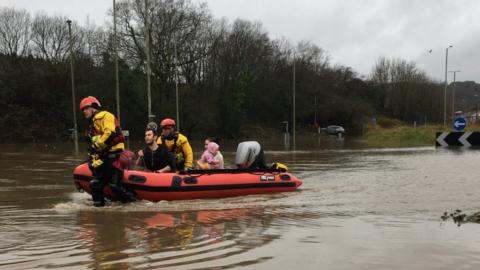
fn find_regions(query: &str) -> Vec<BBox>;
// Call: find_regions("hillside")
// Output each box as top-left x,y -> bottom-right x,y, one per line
451,81 -> 480,113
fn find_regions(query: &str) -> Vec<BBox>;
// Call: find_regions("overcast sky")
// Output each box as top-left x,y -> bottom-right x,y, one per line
2,0 -> 479,82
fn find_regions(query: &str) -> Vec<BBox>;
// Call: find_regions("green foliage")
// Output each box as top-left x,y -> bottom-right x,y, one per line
363,125 -> 440,147
0,3 -> 451,142
370,57 -> 444,123
376,116 -> 402,128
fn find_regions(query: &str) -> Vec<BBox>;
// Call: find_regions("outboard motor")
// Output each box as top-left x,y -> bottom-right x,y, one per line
235,141 -> 267,169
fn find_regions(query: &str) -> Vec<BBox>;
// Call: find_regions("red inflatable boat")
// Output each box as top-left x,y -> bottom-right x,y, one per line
73,163 -> 302,201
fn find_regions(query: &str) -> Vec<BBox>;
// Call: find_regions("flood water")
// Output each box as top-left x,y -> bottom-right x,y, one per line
1,139 -> 480,270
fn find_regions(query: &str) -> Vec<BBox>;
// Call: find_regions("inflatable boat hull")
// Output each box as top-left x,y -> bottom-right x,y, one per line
73,163 -> 302,201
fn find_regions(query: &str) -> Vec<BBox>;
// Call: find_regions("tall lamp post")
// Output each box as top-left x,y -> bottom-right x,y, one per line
174,38 -> 180,131
145,0 -> 153,122
444,45 -> 453,127
292,51 -> 296,151
449,70 -> 461,120
66,19 -> 78,154
113,0 -> 121,122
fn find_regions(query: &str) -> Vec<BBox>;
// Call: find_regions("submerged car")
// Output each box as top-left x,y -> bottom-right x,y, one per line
325,125 -> 345,136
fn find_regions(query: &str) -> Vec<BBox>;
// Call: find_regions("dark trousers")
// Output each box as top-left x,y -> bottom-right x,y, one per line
89,153 -> 134,206
176,160 -> 185,171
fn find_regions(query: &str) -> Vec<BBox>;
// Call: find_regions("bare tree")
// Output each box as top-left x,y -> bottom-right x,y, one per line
371,57 -> 428,84
82,16 -> 107,66
0,7 -> 31,56
296,40 -> 329,73
370,56 -> 442,122
31,12 -> 84,62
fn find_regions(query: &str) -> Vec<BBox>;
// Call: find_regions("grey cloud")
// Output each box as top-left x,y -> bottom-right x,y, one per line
201,0 -> 480,82
3,0 -> 478,82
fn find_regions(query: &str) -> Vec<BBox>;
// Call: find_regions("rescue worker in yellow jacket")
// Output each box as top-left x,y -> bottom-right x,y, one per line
156,118 -> 193,170
80,96 -> 135,207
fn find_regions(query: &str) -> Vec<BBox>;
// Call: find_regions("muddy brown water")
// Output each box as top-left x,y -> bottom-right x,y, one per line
1,139 -> 480,270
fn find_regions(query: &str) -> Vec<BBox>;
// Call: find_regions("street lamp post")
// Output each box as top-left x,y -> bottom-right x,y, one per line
113,0 -> 121,122
449,70 -> 461,120
66,19 -> 78,154
145,0 -> 153,122
174,38 -> 180,131
292,51 -> 296,152
444,45 -> 453,127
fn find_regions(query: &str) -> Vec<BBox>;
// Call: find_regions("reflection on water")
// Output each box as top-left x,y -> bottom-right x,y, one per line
74,208 -> 283,269
1,142 -> 480,269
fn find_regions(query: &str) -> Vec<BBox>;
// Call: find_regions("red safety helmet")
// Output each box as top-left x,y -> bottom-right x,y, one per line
160,118 -> 176,128
79,96 -> 101,110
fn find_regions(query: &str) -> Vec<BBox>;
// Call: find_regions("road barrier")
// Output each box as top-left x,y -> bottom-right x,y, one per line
436,131 -> 480,147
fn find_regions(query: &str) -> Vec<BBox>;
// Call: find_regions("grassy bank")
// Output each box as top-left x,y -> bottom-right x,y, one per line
361,125 -> 440,147
362,120 -> 480,148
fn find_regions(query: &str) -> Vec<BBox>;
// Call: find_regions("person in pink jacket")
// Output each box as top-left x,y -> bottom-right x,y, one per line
197,141 -> 224,169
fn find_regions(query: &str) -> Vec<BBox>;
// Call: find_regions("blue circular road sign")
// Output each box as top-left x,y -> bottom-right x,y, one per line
453,117 -> 467,131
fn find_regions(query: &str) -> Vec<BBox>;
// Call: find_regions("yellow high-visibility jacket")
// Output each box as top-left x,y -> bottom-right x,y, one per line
156,133 -> 193,168
90,111 -> 125,153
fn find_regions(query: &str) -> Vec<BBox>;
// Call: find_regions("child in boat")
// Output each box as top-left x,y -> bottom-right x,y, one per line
205,137 -> 224,169
197,140 -> 224,169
